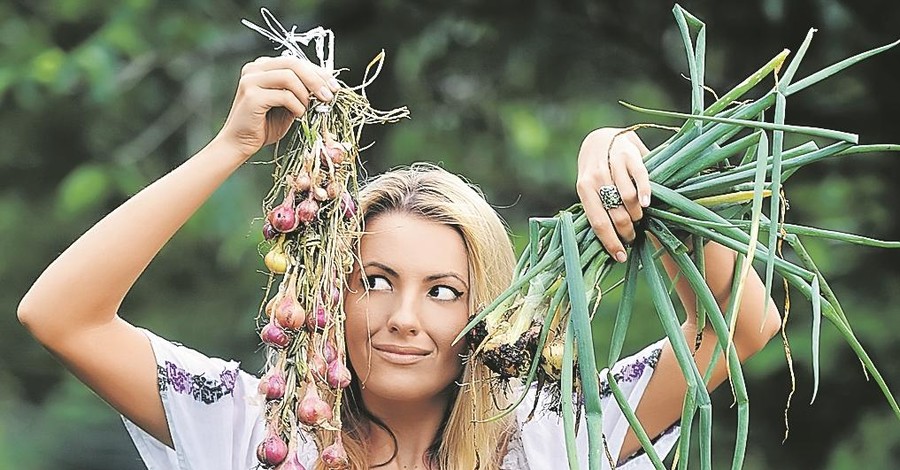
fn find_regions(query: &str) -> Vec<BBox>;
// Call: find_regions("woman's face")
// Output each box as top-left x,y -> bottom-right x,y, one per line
344,211 -> 470,405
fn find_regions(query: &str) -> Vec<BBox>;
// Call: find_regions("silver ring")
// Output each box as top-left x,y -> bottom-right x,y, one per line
598,185 -> 623,210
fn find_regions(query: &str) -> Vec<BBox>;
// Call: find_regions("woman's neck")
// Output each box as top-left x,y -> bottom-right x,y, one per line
362,391 -> 451,469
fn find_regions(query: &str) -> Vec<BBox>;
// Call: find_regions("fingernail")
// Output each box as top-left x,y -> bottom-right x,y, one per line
319,86 -> 334,102
616,251 -> 628,263
328,78 -> 340,90
640,195 -> 651,207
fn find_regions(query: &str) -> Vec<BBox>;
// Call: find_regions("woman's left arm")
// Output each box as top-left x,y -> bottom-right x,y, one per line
575,128 -> 781,463
620,240 -> 781,461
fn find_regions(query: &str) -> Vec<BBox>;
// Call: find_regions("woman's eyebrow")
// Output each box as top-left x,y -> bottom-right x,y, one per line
363,261 -> 468,289
425,273 -> 468,289
363,261 -> 398,277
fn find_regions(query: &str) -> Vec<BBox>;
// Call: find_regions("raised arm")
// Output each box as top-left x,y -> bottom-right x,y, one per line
575,128 -> 781,463
17,56 -> 338,447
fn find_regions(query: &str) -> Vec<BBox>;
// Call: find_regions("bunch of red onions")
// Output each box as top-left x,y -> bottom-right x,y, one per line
247,12 -> 408,468
256,128 -> 358,470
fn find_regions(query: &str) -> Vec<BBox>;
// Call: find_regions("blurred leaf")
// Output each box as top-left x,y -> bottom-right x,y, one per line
73,42 -> 119,102
501,102 -> 550,159
55,164 -> 111,219
101,16 -> 148,56
30,48 -> 66,85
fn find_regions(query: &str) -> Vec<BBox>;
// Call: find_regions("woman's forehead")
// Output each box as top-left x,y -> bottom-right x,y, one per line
357,213 -> 469,277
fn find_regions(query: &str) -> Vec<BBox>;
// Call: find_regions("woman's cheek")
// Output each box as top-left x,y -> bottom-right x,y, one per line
434,306 -> 470,355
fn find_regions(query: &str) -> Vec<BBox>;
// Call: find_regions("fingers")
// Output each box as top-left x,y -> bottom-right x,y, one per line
628,152 -> 652,208
609,153 -> 641,226
576,155 -> 629,263
576,129 -> 654,263
241,56 -> 340,104
255,88 -> 307,120
623,131 -> 652,206
243,69 -> 312,108
627,131 -> 651,157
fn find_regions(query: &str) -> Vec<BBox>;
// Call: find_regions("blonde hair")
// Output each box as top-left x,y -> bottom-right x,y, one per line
322,163 -> 517,469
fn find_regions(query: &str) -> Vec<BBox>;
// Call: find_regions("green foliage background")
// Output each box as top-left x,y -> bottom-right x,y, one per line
2,0 -> 898,468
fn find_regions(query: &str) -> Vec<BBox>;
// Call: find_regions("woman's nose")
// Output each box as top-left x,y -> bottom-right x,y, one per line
386,293 -> 422,335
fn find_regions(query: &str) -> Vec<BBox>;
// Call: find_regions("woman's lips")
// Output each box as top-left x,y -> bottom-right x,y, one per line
372,344 -> 430,365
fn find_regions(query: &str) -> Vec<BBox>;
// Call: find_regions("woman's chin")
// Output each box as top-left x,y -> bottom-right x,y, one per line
357,372 -> 455,404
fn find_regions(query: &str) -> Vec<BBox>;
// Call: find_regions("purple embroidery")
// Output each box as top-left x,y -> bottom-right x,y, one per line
599,345 -> 662,400
220,368 -> 238,390
166,361 -> 193,393
157,361 -> 238,404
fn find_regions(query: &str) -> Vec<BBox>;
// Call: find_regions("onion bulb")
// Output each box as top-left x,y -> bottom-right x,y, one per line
326,360 -> 351,389
296,198 -> 319,225
256,432 -> 288,467
340,192 -> 356,220
325,181 -> 341,200
313,186 -> 329,202
323,339 -> 338,363
262,222 -> 278,241
261,321 -> 291,349
309,352 -> 327,382
296,384 -> 332,426
264,245 -> 289,274
268,189 -> 299,233
320,435 -> 349,469
258,371 -> 286,401
293,172 -> 312,192
275,278 -> 306,330
275,451 -> 307,470
306,304 -> 329,331
322,131 -> 349,166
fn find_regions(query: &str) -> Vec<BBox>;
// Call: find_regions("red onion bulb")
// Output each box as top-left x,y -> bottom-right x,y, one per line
257,371 -> 286,401
296,384 -> 332,426
320,435 -> 349,469
262,222 -> 278,241
256,432 -> 288,467
267,189 -> 299,233
261,321 -> 291,348
296,198 -> 319,225
275,451 -> 307,470
275,294 -> 306,331
326,360 -> 351,389
306,304 -> 329,331
340,192 -> 356,220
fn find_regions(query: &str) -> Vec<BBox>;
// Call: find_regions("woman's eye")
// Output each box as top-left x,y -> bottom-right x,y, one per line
363,275 -> 391,291
429,285 -> 463,301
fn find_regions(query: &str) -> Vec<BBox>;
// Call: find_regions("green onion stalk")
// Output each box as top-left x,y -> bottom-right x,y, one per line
454,5 -> 900,470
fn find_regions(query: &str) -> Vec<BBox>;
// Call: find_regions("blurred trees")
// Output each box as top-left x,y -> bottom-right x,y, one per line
1,0 -> 898,468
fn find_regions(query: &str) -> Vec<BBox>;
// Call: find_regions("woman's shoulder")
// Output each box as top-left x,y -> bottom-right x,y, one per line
514,338 -> 666,416
124,328 -> 268,468
509,338 -> 671,468
141,328 -> 260,405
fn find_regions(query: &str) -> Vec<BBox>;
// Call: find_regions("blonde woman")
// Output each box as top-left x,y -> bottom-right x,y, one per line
18,56 -> 781,469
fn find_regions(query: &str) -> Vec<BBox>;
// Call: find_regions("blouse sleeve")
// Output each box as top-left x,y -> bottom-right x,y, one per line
120,328 -> 267,470
515,338 -> 679,469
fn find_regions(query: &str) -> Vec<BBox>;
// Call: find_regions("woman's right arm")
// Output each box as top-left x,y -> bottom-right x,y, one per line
16,55 -> 338,447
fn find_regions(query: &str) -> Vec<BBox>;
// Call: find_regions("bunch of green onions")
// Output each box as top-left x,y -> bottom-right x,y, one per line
457,5 -> 900,470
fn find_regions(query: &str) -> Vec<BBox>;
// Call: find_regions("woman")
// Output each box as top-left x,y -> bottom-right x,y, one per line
17,55 -> 781,469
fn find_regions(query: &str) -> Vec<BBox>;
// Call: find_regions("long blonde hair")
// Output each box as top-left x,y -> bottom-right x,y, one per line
323,163 -> 517,469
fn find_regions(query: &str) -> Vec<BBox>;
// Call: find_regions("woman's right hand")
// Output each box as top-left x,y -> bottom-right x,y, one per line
215,55 -> 341,160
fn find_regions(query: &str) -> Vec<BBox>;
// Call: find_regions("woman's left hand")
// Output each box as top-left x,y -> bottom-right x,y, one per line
575,128 -> 652,263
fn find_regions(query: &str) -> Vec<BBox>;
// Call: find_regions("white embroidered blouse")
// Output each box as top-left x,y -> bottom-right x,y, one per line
123,329 -> 678,469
